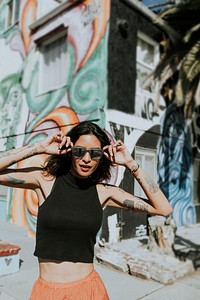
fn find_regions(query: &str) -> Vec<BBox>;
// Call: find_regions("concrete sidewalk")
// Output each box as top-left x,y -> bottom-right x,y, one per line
0,222 -> 200,300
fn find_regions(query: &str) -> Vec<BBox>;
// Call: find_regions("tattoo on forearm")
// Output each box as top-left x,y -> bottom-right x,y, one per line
22,147 -> 39,160
0,151 -> 17,160
0,145 -> 39,164
145,176 -> 158,193
6,175 -> 25,184
136,176 -> 158,194
124,199 -> 149,212
0,151 -> 18,166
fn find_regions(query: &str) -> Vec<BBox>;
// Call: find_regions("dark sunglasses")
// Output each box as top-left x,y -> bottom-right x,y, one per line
71,146 -> 104,159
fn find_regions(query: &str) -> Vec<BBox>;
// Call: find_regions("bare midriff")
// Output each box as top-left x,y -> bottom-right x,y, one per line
38,258 -> 94,283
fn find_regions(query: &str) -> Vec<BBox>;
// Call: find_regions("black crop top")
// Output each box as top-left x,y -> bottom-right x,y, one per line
34,172 -> 103,263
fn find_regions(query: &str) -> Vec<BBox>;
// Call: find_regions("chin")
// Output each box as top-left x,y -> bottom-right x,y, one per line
79,171 -> 93,177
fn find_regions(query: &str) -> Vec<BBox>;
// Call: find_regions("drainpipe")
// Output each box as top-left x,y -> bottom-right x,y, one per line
122,0 -> 182,44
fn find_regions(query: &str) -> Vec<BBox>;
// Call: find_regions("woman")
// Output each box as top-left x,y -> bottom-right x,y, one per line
0,121 -> 172,299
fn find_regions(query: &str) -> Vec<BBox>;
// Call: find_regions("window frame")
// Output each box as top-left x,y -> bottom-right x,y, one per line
5,0 -> 20,30
135,32 -> 160,118
38,29 -> 68,95
136,32 -> 159,94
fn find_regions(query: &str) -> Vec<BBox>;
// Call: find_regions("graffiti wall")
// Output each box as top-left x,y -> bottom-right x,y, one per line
105,104 -> 196,233
0,0 -> 111,235
157,104 -> 196,227
105,0 -> 196,231
0,0 -> 197,237
103,109 -> 164,241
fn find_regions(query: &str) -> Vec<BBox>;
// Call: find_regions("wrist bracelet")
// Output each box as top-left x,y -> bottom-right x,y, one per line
130,163 -> 139,173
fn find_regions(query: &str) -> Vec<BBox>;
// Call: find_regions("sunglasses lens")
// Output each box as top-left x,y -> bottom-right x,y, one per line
90,149 -> 104,159
71,147 -> 86,158
71,147 -> 103,159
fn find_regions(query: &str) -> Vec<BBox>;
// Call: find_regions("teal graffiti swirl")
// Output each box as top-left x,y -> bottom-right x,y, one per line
69,35 -> 107,115
157,104 -> 196,227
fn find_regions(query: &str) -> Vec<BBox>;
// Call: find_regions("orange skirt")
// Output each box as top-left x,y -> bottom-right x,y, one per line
29,269 -> 109,300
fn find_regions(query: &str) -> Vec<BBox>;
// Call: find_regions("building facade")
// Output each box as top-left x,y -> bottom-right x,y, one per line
0,0 -> 199,240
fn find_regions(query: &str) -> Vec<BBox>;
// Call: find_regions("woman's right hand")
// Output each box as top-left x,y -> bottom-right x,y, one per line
39,132 -> 72,155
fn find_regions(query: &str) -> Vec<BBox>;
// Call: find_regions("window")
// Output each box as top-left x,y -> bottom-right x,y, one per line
136,32 -> 159,93
135,33 -> 159,119
38,31 -> 68,94
5,0 -> 20,29
134,147 -> 157,198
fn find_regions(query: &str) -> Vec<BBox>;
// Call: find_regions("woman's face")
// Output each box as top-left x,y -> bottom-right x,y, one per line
70,134 -> 102,178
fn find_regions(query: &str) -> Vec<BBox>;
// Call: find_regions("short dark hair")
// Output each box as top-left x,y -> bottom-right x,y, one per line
43,121 -> 112,182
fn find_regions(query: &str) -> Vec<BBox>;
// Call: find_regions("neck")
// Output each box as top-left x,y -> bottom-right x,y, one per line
69,168 -> 89,180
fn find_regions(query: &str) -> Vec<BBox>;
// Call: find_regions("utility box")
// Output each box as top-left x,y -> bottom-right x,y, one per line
0,242 -> 21,276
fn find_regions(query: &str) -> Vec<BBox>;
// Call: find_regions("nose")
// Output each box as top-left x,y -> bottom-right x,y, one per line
82,151 -> 91,162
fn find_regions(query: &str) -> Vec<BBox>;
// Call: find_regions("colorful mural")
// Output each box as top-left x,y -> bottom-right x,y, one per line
0,0 -> 197,236
192,105 -> 200,153
157,104 -> 196,227
0,0 -> 111,235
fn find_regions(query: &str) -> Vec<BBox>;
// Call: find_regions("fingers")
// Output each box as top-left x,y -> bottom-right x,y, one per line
103,140 -> 125,161
57,132 -> 73,153
114,140 -> 125,149
103,145 -> 114,162
41,131 -> 73,155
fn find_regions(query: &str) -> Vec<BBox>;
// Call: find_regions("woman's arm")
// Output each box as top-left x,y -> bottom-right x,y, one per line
0,131 -> 72,189
102,140 -> 173,216
0,131 -> 71,171
0,144 -> 41,171
0,144 -> 44,189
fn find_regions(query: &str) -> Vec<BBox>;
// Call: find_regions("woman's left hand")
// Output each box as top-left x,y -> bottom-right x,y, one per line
103,140 -> 134,168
